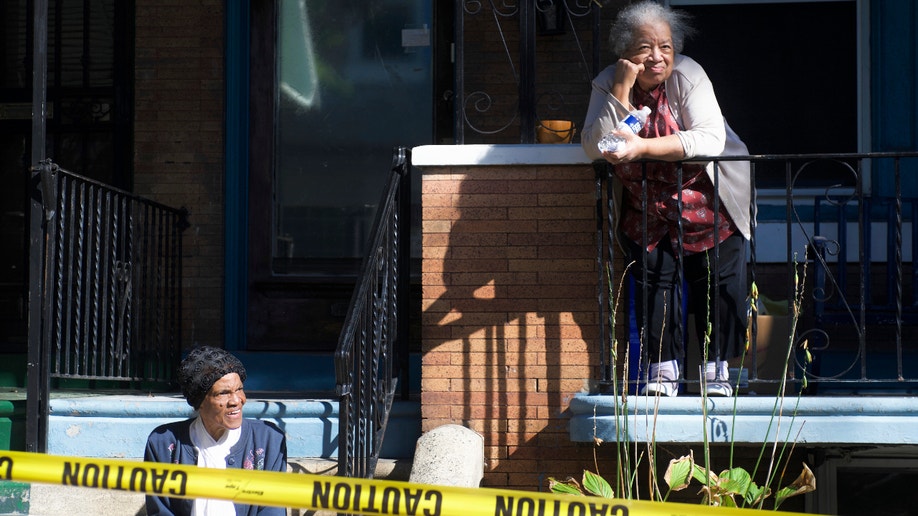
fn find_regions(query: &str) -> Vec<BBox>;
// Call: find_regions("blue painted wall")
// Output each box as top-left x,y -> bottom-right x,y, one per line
46,396 -> 421,460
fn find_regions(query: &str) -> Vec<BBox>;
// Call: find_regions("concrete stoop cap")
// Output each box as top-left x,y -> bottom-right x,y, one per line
408,424 -> 484,488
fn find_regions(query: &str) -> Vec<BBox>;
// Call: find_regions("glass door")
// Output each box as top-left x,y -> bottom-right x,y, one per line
247,0 -> 433,351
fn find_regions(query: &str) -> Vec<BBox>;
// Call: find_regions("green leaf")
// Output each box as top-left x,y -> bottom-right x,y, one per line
691,464 -> 715,485
719,494 -> 739,508
774,485 -> 796,508
774,464 -> 816,509
718,467 -> 752,496
663,455 -> 694,491
547,477 -> 584,496
745,482 -> 770,505
582,470 -> 614,498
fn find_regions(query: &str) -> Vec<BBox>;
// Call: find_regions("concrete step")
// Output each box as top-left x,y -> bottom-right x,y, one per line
0,394 -> 420,515
47,394 -> 420,460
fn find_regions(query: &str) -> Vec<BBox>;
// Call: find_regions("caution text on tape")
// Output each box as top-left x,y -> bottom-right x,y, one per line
0,450 -> 812,516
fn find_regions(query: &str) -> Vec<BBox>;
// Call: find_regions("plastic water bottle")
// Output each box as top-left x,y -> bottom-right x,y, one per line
597,106 -> 652,153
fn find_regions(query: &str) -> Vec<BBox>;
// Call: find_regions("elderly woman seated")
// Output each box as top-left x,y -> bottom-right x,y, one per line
144,346 -> 287,515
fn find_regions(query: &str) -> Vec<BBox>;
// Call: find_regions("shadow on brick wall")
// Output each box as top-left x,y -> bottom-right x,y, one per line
421,165 -> 602,490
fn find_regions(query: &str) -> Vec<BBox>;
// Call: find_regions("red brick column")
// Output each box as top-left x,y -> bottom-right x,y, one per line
420,164 -> 604,490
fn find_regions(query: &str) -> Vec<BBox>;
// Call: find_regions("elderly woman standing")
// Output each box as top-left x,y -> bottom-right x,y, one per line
582,1 -> 751,397
144,346 -> 287,515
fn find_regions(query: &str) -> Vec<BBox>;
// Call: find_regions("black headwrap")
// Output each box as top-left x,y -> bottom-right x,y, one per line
178,346 -> 247,410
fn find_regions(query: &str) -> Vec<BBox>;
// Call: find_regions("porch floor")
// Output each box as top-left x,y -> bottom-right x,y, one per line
570,394 -> 918,445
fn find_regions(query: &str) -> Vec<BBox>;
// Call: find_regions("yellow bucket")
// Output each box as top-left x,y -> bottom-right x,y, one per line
536,119 -> 576,144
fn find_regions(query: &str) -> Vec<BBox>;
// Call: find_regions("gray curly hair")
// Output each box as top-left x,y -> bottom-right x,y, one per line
608,1 -> 695,58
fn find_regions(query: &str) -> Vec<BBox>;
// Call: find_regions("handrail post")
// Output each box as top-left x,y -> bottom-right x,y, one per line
26,162 -> 53,453
594,162 -> 612,389
398,148 -> 412,401
26,0 -> 50,453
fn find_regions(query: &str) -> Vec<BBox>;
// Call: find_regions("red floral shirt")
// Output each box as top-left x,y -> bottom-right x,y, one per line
616,83 -> 736,253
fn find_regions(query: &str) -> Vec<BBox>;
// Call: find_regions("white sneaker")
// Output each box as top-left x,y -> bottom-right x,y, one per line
702,361 -> 734,397
640,359 -> 679,397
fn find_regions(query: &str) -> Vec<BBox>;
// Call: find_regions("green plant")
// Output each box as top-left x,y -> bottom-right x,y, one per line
549,252 -> 816,510
548,451 -> 815,510
662,451 -> 815,509
548,470 -> 615,499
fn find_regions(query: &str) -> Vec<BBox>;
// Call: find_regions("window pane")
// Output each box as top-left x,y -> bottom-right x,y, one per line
274,0 -> 431,269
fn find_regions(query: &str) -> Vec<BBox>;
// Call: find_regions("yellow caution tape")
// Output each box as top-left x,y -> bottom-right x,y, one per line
0,450 -> 813,515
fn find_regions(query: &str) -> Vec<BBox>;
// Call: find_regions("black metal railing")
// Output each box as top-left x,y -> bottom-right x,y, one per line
335,147 -> 411,479
26,160 -> 188,451
596,152 -> 918,395
455,0 -> 602,144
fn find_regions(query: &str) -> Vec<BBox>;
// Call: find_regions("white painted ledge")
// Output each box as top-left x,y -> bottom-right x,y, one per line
411,144 -> 592,167
569,394 -> 918,445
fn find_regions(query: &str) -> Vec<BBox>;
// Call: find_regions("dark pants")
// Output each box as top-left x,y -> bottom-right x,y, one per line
625,232 -> 748,364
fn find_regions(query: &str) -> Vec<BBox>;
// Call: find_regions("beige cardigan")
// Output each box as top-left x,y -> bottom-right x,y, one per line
581,54 -> 752,239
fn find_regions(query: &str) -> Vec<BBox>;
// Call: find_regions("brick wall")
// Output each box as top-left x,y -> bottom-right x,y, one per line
133,0 -> 225,349
421,164 -> 606,490
418,160 -> 811,507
